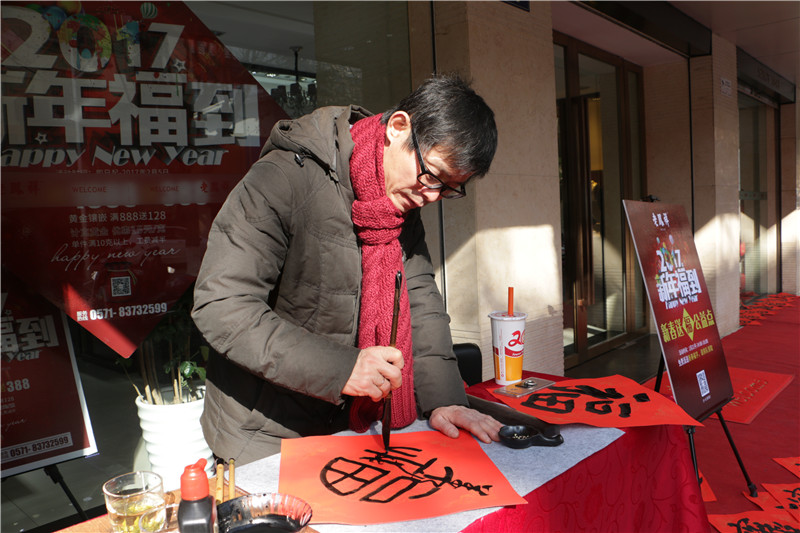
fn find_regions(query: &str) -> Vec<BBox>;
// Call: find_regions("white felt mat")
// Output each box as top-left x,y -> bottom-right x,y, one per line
233,419 -> 623,532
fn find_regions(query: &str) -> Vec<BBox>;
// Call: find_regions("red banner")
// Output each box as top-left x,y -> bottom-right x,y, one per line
623,200 -> 733,420
1,268 -> 98,477
490,375 -> 701,428
708,510 -> 800,533
279,431 -> 526,525
1,1 -> 287,356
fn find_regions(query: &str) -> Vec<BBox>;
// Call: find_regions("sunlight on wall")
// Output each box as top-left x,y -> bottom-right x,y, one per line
767,219 -> 778,292
782,208 -> 800,293
693,211 -> 741,334
474,224 -> 561,313
472,224 -> 565,376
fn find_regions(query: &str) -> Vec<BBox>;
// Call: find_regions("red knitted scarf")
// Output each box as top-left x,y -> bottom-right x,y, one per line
348,114 -> 416,432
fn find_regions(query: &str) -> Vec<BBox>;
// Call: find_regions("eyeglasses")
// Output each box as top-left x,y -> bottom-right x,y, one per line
411,128 -> 467,199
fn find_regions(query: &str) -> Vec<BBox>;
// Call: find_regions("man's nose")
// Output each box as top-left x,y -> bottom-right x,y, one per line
420,187 -> 441,203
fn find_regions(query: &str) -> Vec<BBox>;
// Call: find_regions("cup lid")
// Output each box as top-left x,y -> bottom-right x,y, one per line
488,311 -> 527,319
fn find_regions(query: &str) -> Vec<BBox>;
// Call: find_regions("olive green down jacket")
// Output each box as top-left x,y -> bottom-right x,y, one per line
192,105 -> 468,464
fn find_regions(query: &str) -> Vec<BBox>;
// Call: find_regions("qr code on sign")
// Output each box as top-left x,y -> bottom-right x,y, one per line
696,369 -> 710,397
111,276 -> 132,297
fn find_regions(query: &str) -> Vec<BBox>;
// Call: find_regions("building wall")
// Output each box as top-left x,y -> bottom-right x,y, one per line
689,35 -> 741,335
640,34 -> 800,327
643,61 -> 693,213
641,60 -> 691,335
642,42 -> 745,334
405,2 -> 798,381
410,2 -> 564,379
765,105 -> 779,294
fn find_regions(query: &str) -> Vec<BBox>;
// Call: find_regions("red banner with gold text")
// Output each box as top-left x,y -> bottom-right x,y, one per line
623,200 -> 733,420
1,1 -> 287,356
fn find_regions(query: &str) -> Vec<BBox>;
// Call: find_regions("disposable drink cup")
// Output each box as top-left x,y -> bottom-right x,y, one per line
103,471 -> 165,533
489,311 -> 527,385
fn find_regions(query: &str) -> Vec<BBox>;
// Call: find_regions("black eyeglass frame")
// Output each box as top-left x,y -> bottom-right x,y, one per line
410,129 -> 467,199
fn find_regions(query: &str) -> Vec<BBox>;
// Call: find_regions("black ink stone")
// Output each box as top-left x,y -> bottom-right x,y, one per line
226,514 -> 303,533
499,425 -> 537,449
499,425 -> 564,448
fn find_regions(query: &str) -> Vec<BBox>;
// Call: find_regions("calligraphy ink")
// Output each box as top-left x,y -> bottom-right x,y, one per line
178,458 -> 217,533
225,514 -> 303,533
320,446 -> 491,503
522,392 -> 577,413
523,384 -> 651,419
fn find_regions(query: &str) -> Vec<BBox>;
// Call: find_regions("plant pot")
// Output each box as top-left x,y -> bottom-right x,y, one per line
135,387 -> 214,491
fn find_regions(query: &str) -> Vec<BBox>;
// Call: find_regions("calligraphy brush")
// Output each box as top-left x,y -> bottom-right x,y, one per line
383,270 -> 402,450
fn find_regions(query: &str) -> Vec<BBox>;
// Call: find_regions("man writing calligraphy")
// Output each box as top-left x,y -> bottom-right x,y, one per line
192,75 -> 503,464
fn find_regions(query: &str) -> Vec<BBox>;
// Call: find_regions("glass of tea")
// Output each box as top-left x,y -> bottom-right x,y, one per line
140,503 -> 180,533
103,471 -> 165,533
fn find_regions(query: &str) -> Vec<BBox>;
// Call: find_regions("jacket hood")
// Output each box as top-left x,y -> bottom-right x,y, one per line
260,105 -> 372,178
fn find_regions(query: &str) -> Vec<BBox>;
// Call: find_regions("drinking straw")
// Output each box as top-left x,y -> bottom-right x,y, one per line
508,287 -> 514,316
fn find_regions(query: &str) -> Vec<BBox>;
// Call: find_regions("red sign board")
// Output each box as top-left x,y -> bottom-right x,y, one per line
1,268 -> 98,477
623,200 -> 733,420
1,1 -> 287,356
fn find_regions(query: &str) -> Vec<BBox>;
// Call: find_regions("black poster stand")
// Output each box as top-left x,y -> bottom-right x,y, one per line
622,200 -> 757,499
654,357 -> 757,497
43,464 -> 89,521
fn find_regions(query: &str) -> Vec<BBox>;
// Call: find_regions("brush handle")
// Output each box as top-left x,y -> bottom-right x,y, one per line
389,270 -> 401,347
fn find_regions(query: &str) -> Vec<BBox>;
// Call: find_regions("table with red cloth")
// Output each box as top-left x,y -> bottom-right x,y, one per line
461,372 -> 710,533
229,371 -> 710,533
59,371 -> 709,533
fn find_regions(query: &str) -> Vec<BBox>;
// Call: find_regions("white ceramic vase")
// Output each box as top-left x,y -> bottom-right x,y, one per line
135,387 -> 214,491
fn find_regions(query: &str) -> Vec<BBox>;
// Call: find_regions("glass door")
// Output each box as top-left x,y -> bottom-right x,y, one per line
555,34 -> 648,368
738,92 -> 778,298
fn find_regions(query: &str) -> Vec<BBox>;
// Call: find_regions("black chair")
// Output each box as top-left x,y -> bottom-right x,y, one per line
453,343 -> 484,386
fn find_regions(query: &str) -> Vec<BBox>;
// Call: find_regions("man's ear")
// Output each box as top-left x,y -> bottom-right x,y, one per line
385,111 -> 411,145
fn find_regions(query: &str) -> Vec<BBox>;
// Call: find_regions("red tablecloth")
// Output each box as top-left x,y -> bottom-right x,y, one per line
463,373 -> 710,533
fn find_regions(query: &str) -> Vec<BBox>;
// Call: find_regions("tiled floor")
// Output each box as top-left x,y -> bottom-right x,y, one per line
1,334 -> 663,532
564,334 -> 663,383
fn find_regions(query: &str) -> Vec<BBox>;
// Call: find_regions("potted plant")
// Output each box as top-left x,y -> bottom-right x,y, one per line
128,287 -> 208,406
119,285 -> 214,490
